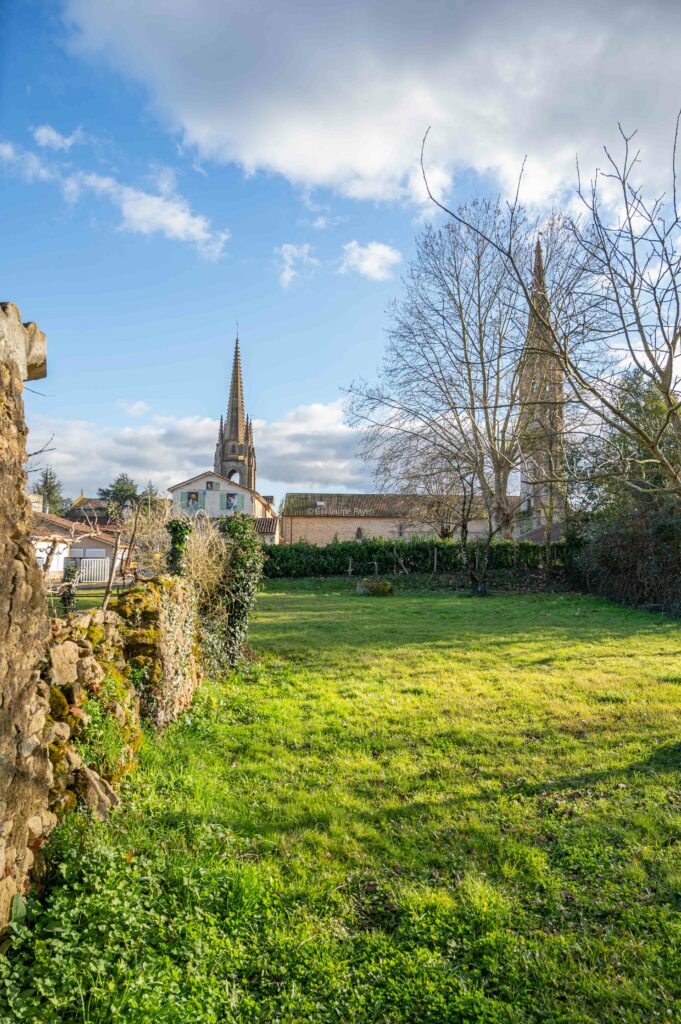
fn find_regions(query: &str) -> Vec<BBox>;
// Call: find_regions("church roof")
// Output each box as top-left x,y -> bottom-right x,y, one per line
226,338 -> 246,443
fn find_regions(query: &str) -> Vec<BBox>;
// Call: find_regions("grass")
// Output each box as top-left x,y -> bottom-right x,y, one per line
3,579 -> 681,1023
45,585 -> 128,615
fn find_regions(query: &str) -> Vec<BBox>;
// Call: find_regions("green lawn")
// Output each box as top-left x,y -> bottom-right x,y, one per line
46,586 -> 129,615
3,580 -> 681,1022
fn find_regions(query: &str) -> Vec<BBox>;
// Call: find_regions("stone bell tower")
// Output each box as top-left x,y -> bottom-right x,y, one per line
518,241 -> 565,528
214,337 -> 257,490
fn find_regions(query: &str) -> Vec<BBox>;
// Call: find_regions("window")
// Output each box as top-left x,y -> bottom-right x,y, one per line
180,491 -> 206,513
206,480 -> 220,491
85,548 -> 106,558
220,492 -> 244,512
355,527 -> 363,540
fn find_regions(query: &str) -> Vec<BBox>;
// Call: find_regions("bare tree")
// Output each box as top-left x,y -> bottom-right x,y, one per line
366,427 -> 479,541
101,530 -> 122,612
422,123 -> 681,500
348,201 -> 557,589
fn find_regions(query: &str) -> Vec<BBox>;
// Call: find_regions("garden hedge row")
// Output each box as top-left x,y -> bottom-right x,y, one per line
263,537 -> 566,578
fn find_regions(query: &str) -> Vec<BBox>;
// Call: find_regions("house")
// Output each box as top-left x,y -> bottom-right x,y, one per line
279,493 -> 491,546
168,471 -> 279,542
31,511 -> 126,583
65,493 -> 113,527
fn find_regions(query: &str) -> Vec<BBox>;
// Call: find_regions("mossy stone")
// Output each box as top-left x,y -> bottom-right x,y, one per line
49,685 -> 70,720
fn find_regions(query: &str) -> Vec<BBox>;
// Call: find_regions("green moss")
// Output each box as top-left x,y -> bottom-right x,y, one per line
125,627 -> 160,650
48,686 -> 69,721
47,741 -> 69,776
85,624 -> 104,649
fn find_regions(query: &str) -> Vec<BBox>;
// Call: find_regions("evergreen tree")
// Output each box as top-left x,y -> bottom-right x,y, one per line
31,467 -> 67,515
139,479 -> 161,510
98,473 -> 139,511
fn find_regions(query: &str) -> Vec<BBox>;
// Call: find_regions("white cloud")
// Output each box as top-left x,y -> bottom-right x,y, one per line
150,164 -> 177,197
339,240 -> 401,281
0,141 -> 54,182
275,242 -> 318,287
63,0 -> 681,207
0,139 -> 229,259
32,124 -> 85,151
25,399 -> 370,504
254,399 -> 370,492
73,171 -> 230,258
117,399 -> 150,417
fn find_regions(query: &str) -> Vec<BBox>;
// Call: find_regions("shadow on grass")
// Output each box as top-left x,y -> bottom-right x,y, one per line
254,603 -> 681,660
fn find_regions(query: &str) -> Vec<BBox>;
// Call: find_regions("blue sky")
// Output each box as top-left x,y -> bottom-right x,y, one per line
2,0 -> 679,503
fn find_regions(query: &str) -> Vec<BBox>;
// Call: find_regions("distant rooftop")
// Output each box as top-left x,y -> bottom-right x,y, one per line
281,493 -> 421,518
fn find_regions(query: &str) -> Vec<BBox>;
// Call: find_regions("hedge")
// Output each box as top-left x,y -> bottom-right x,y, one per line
566,503 -> 681,616
263,537 -> 566,578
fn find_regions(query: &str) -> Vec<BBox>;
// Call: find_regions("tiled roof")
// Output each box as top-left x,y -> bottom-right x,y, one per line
69,496 -> 109,509
517,520 -> 565,543
254,516 -> 278,534
31,511 -> 117,542
280,493 -> 421,518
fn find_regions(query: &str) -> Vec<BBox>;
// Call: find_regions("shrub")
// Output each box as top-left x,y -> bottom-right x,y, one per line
73,674 -> 139,782
263,537 -> 564,579
214,514 -> 265,668
165,518 -> 191,576
567,500 -> 681,615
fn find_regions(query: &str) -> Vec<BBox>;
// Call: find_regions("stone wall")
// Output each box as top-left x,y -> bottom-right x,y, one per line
0,305 -> 202,933
0,305 -> 51,928
44,610 -> 141,822
113,577 -> 201,729
281,514 -> 488,545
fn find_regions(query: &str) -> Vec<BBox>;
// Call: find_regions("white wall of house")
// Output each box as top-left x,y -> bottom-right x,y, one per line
33,539 -> 68,574
169,472 -> 275,519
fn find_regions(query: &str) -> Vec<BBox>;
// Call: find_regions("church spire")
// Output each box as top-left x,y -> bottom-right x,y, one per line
214,332 -> 257,490
525,239 -> 551,354
226,337 -> 246,444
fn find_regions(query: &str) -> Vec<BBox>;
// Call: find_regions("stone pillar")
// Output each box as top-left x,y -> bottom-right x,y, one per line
0,302 -> 55,929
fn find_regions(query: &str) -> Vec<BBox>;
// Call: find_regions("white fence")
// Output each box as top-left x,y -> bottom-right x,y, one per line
78,557 -> 110,583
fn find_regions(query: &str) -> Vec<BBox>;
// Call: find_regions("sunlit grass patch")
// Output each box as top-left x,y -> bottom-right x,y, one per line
2,580 -> 680,1022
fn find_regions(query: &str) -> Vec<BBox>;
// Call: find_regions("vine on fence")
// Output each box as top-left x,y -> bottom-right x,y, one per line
217,514 -> 265,666
165,519 -> 192,576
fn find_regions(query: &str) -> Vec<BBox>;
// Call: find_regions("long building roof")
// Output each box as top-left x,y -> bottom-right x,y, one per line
281,492 -> 521,519
281,493 -> 423,518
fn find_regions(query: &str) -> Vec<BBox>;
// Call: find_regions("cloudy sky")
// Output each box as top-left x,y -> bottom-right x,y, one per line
3,0 -> 680,503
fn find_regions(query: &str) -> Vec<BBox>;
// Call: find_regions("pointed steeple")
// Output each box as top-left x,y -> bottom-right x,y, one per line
529,239 -> 550,324
214,332 -> 257,490
226,337 -> 246,444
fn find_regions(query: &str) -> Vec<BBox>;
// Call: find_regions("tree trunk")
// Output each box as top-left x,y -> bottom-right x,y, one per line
102,531 -> 122,611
